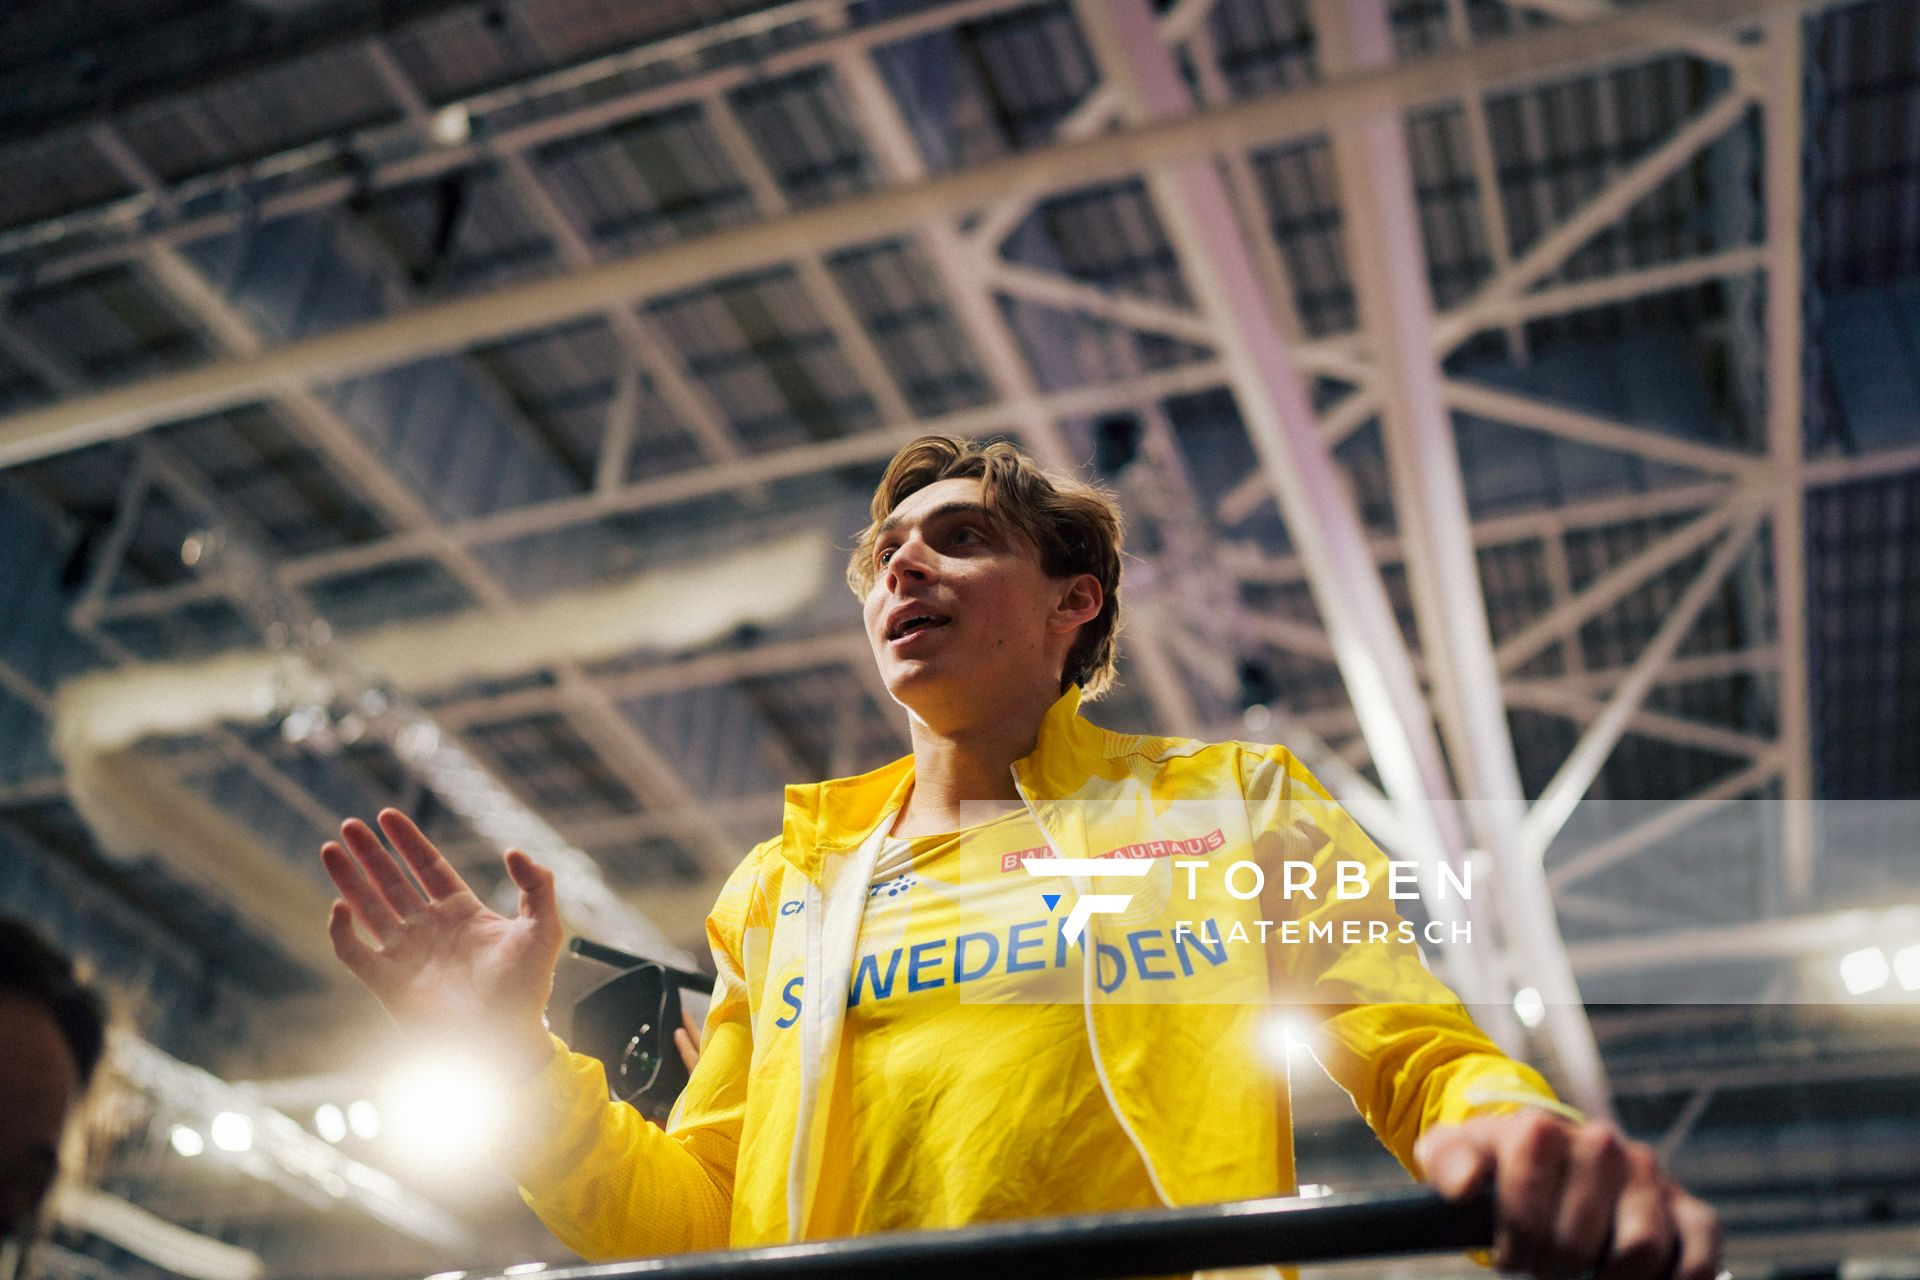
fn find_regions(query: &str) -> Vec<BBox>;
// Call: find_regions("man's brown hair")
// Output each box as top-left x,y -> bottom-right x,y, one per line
848,436 -> 1125,700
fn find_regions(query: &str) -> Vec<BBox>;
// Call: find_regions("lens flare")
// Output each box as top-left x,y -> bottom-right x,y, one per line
383,1052 -> 509,1171
314,1103 -> 347,1144
210,1111 -> 253,1153
1840,947 -> 1891,996
347,1099 -> 382,1141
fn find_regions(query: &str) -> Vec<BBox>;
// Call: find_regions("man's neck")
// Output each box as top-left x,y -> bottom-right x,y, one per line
892,691 -> 1059,837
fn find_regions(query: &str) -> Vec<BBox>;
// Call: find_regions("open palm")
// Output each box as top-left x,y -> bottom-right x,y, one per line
321,809 -> 562,1074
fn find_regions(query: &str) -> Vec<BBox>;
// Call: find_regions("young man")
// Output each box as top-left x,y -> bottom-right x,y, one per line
322,436 -> 1721,1278
0,920 -> 108,1280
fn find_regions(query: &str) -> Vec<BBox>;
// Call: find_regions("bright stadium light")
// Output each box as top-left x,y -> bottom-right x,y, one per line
1512,986 -> 1547,1029
169,1125 -> 205,1158
1840,947 -> 1891,996
347,1099 -> 382,1140
1893,945 -> 1920,992
314,1103 -> 347,1144
1253,1014 -> 1315,1071
384,1053 -> 507,1171
430,103 -> 471,147
210,1111 -> 253,1153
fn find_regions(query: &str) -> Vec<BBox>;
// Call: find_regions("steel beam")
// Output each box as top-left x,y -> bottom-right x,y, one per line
1231,479 -> 1736,586
1217,390 -> 1383,525
1510,646 -> 1780,697
1431,83 -> 1760,352
109,1033 -> 473,1249
0,0 -> 1763,287
1476,244 -> 1770,329
0,0 -> 1018,269
829,49 -> 1074,471
1313,0 -> 1608,1114
1174,15 -> 1312,349
700,90 -> 921,431
961,87 -> 1123,260
1654,1085 -> 1716,1161
1074,0 -> 1512,1021
1805,441 -> 1920,487
1503,685 -> 1780,760
1219,243 -> 1772,522
0,0 -> 1837,469
1293,656 -> 1786,744
0,340 -> 378,972
437,630 -> 873,728
1535,523 -> 1590,686
1545,752 -> 1783,891
358,35 -> 754,480
1442,0 -> 1530,362
1522,504 -> 1768,860
1565,903 -> 1920,977
984,261 -> 1221,347
1493,497 -> 1751,676
1513,0 -> 1755,68
78,360 -> 1231,628
147,443 -> 694,961
89,124 -> 724,942
1441,381 -> 1764,479
1761,14 -> 1815,906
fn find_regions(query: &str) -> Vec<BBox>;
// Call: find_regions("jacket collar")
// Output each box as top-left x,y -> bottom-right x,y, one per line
778,685 -> 1111,884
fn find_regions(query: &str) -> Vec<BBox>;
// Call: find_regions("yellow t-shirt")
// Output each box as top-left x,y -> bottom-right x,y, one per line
804,808 -> 1165,1235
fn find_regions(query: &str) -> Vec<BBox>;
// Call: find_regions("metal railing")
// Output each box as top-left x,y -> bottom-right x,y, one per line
462,1188 -> 1493,1280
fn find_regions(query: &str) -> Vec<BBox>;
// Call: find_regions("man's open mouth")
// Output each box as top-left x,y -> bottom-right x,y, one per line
887,614 -> 952,641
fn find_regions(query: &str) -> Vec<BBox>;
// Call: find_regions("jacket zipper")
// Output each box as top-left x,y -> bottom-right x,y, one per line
1011,766 -> 1174,1208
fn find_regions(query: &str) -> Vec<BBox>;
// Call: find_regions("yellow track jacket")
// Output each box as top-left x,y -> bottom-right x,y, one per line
500,687 -> 1559,1262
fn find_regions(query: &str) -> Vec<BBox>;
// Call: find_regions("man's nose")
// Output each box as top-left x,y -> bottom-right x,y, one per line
885,536 -> 934,586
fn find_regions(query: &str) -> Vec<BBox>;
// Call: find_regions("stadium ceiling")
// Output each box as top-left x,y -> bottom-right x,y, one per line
2,0 -> 1919,1272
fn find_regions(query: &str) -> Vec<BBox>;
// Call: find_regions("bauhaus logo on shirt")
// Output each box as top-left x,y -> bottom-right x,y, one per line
1012,828 -> 1227,943
997,827 -> 1227,873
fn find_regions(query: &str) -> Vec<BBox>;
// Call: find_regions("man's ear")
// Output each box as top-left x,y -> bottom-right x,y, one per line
1051,573 -> 1103,633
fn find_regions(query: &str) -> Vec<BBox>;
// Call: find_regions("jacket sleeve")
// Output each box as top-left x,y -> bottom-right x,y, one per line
1244,746 -> 1565,1178
498,841 -> 768,1260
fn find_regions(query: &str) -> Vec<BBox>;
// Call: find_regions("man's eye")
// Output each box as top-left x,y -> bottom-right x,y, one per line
876,546 -> 895,565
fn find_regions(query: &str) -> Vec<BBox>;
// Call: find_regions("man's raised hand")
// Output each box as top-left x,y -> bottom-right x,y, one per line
321,808 -> 562,1079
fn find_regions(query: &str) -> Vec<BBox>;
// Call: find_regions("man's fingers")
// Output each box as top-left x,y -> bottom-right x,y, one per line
1415,1124 -> 1494,1200
1492,1112 -> 1572,1276
1596,1147 -> 1676,1280
1423,1112 -> 1707,1280
327,900 -> 383,984
378,808 -> 470,900
337,822 -> 427,922
504,848 -> 560,937
673,1027 -> 700,1074
1668,1191 -> 1722,1280
1551,1123 -> 1633,1271
321,841 -> 406,941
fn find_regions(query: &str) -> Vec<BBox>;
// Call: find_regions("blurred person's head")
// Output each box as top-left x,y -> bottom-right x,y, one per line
848,437 -> 1124,735
0,920 -> 106,1257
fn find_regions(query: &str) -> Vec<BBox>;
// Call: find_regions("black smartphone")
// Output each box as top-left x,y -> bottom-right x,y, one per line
568,938 -> 714,1122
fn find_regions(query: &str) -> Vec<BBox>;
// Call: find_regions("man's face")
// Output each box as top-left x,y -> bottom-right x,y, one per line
862,477 -> 1079,721
0,995 -> 78,1243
